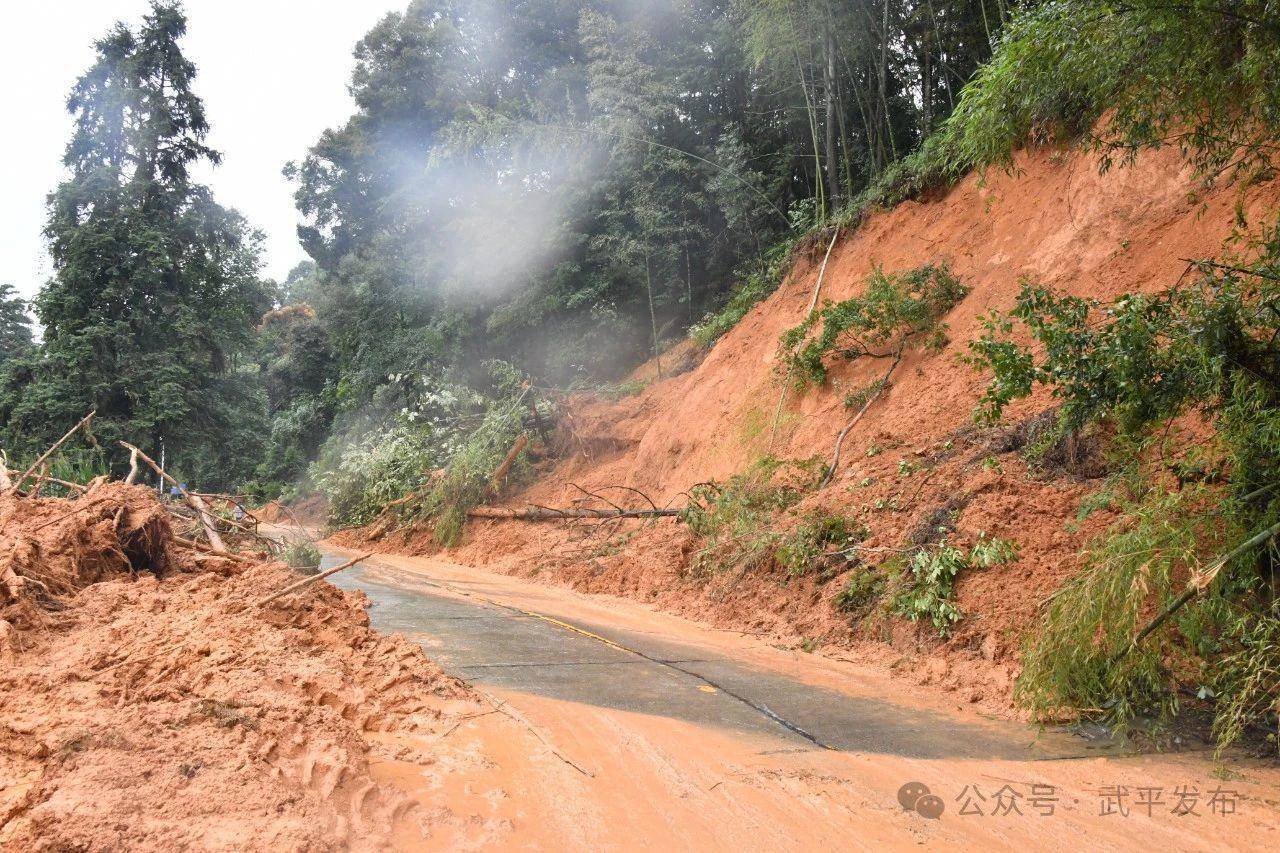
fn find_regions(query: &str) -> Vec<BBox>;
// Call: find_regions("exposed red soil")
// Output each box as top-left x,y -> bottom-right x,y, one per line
344,142 -> 1280,714
0,487 -> 488,850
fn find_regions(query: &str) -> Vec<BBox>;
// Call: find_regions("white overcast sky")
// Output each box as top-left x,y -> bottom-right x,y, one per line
0,1 -> 404,300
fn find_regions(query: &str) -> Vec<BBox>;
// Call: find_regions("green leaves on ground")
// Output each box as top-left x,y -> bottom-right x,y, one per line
778,263 -> 968,388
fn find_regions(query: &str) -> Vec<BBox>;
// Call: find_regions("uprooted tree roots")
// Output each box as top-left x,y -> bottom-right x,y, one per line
0,482 -> 181,631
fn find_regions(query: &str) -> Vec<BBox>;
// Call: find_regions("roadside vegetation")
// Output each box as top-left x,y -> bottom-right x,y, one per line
281,539 -> 322,574
681,457 -> 866,578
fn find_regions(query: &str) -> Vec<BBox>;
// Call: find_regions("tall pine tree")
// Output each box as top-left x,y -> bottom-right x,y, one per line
2,2 -> 269,487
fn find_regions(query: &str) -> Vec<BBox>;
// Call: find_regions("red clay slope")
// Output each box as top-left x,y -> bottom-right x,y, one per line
366,143 -> 1280,710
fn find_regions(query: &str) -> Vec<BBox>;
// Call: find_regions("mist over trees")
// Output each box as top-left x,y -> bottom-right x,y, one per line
257,0 -> 1005,494
289,0 -> 1004,386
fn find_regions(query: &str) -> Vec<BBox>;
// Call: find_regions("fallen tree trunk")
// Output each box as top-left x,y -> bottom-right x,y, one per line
490,433 -> 529,491
468,505 -> 681,521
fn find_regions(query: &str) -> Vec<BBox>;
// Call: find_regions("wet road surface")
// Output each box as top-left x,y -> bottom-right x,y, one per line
318,550 -> 1114,762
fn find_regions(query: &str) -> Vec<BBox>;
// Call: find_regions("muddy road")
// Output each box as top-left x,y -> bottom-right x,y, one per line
293,542 -> 1280,850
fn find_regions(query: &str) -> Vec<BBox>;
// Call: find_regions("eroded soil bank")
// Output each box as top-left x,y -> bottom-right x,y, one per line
337,140 -> 1280,715
4,485 -> 1278,849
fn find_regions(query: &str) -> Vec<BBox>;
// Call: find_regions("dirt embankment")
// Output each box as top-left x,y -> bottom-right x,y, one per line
348,142 -> 1280,712
0,484 -> 489,849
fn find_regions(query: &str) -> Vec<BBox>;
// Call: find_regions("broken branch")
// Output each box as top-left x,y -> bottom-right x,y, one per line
256,552 -> 373,607
468,505 -> 681,521
818,353 -> 901,489
490,433 -> 529,492
119,441 -> 227,553
769,228 -> 840,448
11,410 -> 95,493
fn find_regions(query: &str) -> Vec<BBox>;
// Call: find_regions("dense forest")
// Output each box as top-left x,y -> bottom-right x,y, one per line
3,1 -> 1280,745
0,0 -> 1012,496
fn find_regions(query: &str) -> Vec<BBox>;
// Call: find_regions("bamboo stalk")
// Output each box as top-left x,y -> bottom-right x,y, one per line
1116,518 -> 1280,661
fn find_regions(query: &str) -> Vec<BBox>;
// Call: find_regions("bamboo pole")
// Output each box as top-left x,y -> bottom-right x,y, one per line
1116,518 -> 1280,661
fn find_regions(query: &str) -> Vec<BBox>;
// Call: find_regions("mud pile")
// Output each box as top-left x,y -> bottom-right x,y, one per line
353,141 -> 1280,710
0,482 -> 183,636
0,488 -> 480,850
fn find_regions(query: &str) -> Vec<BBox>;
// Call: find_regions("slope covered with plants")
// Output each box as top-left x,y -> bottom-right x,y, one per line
344,1 -> 1280,750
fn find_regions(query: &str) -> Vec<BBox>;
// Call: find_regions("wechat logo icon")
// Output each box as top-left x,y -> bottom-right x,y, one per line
898,781 -> 944,819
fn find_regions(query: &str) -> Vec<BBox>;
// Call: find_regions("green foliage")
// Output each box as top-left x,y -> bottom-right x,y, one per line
967,228 -> 1280,499
892,535 -> 1019,634
968,226 -> 1280,743
836,134 -> 972,225
944,1 -> 1280,183
599,379 -> 649,401
417,391 -> 534,546
281,539 -> 323,574
0,2 -> 271,491
1016,482 -> 1252,735
778,263 -> 968,387
682,457 -> 822,575
1214,610 -> 1280,752
314,419 -> 452,529
775,511 -> 867,577
834,566 -> 888,616
0,285 -> 33,364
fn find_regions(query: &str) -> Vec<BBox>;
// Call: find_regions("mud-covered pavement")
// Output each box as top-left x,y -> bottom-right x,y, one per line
316,542 -> 1280,850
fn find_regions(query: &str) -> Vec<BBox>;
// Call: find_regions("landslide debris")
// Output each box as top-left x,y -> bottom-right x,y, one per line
0,485 -> 479,850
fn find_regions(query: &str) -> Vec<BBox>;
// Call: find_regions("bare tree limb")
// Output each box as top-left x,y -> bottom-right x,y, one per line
819,353 -> 901,489
119,441 -> 227,553
256,552 -> 373,607
124,447 -> 139,485
770,228 -> 840,448
11,410 -> 95,494
468,505 -> 681,521
491,433 -> 529,492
